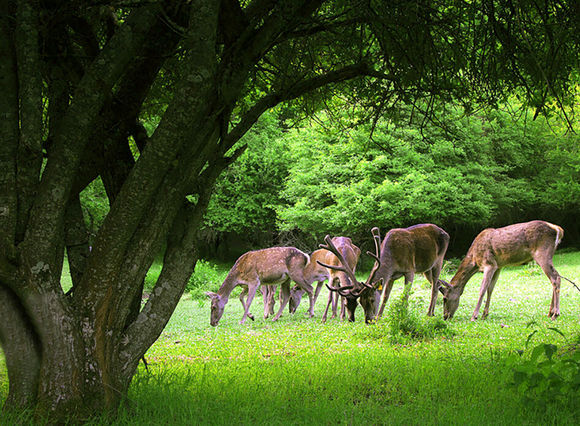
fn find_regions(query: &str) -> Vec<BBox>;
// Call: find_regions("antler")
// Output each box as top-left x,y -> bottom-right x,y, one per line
325,282 -> 354,297
363,227 -> 382,289
317,235 -> 363,292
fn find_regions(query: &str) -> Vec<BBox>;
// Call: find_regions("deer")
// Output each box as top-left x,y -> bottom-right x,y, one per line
289,237 -> 361,322
288,249 -> 329,315
322,224 -> 450,323
206,247 -> 315,326
238,285 -> 276,321
438,220 -> 564,321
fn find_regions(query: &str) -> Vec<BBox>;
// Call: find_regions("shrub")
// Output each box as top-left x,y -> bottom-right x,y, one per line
387,288 -> 450,343
186,260 -> 225,300
364,287 -> 454,344
510,329 -> 580,410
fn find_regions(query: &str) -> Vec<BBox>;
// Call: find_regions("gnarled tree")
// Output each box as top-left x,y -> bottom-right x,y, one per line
0,0 -> 578,421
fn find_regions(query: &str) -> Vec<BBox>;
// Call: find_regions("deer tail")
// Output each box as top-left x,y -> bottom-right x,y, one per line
547,223 -> 564,249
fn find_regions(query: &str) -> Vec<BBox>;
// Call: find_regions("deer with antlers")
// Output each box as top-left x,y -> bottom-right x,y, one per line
322,224 -> 450,323
289,237 -> 361,322
438,220 -> 564,321
206,247 -> 315,326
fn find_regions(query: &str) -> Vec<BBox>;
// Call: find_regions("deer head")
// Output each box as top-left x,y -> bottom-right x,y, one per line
437,279 -> 459,320
288,285 -> 304,314
319,229 -> 382,323
206,291 -> 227,326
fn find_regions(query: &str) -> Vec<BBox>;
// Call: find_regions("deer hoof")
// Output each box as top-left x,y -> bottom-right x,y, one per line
248,313 -> 255,321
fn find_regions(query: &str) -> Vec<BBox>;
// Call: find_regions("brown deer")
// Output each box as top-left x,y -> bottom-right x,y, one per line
288,249 -> 330,315
323,224 -> 450,323
289,237 -> 361,322
238,285 -> 276,321
438,220 -> 564,321
206,247 -> 315,326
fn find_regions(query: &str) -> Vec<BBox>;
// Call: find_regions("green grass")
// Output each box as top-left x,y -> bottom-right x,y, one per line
2,252 -> 580,424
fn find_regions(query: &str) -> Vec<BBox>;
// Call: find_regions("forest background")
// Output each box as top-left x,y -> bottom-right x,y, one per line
2,0 -> 579,421
83,104 -> 580,262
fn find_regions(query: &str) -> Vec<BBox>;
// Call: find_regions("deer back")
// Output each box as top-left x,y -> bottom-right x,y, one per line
379,224 -> 449,275
303,249 -> 331,283
466,220 -> 563,269
233,247 -> 309,283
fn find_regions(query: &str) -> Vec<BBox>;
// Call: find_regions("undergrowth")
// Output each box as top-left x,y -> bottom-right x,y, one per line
356,287 -> 455,344
510,326 -> 580,411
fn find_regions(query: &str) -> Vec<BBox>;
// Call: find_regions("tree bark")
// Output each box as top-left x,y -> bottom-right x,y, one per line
0,287 -> 40,410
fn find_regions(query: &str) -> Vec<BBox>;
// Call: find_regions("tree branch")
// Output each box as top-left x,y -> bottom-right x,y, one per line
225,62 -> 378,149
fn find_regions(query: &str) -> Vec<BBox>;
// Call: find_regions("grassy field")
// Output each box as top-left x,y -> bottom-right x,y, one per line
1,252 -> 580,425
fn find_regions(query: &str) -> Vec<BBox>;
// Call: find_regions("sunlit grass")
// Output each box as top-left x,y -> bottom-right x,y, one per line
1,252 -> 579,424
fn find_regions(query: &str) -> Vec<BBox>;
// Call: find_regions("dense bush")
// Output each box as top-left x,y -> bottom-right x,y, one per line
276,107 -> 579,242
356,287 -> 454,344
510,330 -> 580,410
81,105 -> 580,255
79,177 -> 109,242
186,260 -> 226,300
202,105 -> 579,254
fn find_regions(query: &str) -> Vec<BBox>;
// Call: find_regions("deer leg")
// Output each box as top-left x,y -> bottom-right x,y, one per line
426,259 -> 443,316
471,267 -> 497,321
321,290 -> 333,323
262,285 -> 275,320
339,296 -> 346,321
330,278 -> 340,319
272,279 -> 291,321
239,287 -> 254,321
534,254 -> 561,319
377,278 -> 395,318
295,281 -> 315,318
268,285 -> 276,315
240,283 -> 259,324
403,272 -> 414,301
482,269 -> 501,319
299,281 -> 324,316
313,281 -> 324,306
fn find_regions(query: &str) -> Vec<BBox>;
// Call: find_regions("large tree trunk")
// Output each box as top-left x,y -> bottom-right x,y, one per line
0,0 -> 372,421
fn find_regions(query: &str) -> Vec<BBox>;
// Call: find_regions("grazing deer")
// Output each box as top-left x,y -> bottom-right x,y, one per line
289,238 -> 361,322
239,285 -> 276,321
438,220 -> 564,321
323,224 -> 449,323
206,247 -> 315,326
288,249 -> 330,315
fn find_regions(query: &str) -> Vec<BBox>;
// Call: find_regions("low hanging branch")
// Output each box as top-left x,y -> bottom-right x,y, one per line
225,62 -> 379,150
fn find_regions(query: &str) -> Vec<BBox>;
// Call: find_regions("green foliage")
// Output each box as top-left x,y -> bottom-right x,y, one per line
275,106 -> 580,240
144,262 -> 162,292
383,287 -> 454,344
79,177 -> 109,241
511,330 -> 580,410
204,112 -> 290,235
186,260 -> 226,301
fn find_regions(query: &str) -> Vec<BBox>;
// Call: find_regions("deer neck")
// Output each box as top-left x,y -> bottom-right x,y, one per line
216,272 -> 237,298
449,255 -> 479,295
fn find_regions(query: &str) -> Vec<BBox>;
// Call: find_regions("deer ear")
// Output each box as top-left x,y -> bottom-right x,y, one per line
205,291 -> 218,299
